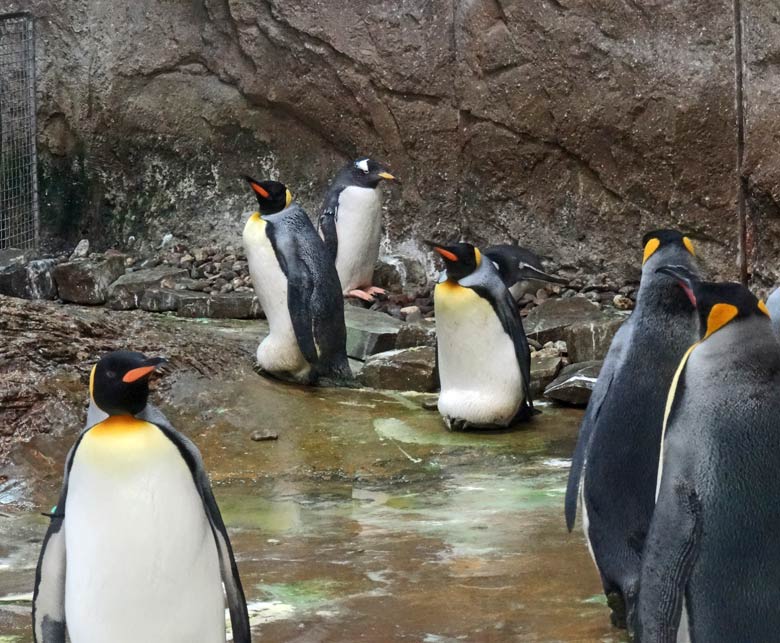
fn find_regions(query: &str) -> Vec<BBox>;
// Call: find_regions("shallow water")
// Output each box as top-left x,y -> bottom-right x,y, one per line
0,355 -> 627,642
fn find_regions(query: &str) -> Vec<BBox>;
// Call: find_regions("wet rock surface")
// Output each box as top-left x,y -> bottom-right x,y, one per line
524,297 -> 609,344
544,361 -> 603,406
107,266 -> 189,310
564,316 -> 627,363
345,307 -> 404,360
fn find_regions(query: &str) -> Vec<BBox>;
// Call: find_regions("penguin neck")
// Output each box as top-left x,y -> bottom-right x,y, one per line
91,414 -> 150,436
634,276 -> 695,318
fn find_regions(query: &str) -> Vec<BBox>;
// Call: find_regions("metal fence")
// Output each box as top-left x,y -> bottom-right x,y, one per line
0,12 -> 37,250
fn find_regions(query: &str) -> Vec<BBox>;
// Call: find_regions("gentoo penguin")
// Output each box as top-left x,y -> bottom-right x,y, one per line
318,158 -> 396,301
765,285 -> 780,338
32,351 -> 250,643
428,241 -> 533,430
243,177 -> 352,385
564,230 -> 700,632
638,274 -> 780,642
483,243 -> 568,300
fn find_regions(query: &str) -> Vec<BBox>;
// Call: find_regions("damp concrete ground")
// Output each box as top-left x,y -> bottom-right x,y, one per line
0,317 -> 626,642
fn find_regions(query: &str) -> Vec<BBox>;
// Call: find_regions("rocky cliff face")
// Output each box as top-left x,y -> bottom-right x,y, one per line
1,0 -> 772,282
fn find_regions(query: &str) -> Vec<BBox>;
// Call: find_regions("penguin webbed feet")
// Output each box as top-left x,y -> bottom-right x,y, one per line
346,287 -> 387,303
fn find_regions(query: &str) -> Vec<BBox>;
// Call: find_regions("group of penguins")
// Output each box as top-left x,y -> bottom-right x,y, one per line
28,157 -> 780,642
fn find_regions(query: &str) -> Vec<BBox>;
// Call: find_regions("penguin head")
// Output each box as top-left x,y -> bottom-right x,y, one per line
426,241 -> 482,281
244,176 -> 292,215
656,267 -> 770,340
641,229 -> 698,273
90,351 -> 166,416
348,158 -> 396,188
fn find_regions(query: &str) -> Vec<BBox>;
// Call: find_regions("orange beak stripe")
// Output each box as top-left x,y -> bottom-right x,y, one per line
433,247 -> 458,262
250,182 -> 270,198
122,365 -> 158,383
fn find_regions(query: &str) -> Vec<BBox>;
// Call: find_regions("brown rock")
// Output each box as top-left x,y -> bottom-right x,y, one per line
53,257 -> 125,305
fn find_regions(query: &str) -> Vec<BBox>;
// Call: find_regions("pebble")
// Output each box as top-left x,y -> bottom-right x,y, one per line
71,239 -> 90,259
251,430 -> 279,442
613,294 -> 634,310
400,305 -> 422,323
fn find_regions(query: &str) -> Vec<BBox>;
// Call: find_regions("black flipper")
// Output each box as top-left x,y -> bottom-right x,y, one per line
516,263 -> 569,286
32,433 -> 86,643
463,262 -> 535,416
564,325 -> 627,531
318,188 -> 341,262
150,410 -> 251,643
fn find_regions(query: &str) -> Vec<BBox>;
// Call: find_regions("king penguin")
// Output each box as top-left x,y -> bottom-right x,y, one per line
318,158 -> 396,301
483,243 -> 568,300
564,230 -> 700,633
638,273 -> 780,642
32,351 -> 250,643
428,241 -> 533,430
242,177 -> 352,385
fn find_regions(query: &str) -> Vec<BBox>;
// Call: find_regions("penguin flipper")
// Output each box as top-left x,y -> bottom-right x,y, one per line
32,434 -> 87,643
149,413 -> 251,643
318,188 -> 340,262
637,477 -> 701,642
564,325 -> 627,531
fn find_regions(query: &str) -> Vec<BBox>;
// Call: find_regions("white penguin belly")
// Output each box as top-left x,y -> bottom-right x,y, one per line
333,186 -> 382,293
244,214 -> 310,380
64,418 -> 225,643
434,282 -> 524,427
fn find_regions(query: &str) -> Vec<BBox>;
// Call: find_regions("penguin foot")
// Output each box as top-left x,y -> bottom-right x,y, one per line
366,286 -> 387,297
347,289 -> 378,302
606,591 -> 628,630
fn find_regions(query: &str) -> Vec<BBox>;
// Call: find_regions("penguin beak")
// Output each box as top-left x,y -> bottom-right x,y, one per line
424,240 -> 458,263
656,265 -> 698,307
123,357 -> 167,383
377,171 -> 396,181
243,175 -> 269,198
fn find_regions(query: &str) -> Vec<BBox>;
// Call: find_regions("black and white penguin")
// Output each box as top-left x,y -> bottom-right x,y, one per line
243,177 -> 352,385
638,274 -> 780,642
483,243 -> 568,300
318,158 -> 396,301
32,351 -> 250,643
564,230 -> 700,632
428,241 -> 533,430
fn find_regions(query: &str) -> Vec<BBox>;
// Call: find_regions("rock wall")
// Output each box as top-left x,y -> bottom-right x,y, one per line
2,0 -> 774,282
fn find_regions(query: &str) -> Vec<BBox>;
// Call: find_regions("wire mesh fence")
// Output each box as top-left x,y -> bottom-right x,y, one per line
0,12 -> 37,250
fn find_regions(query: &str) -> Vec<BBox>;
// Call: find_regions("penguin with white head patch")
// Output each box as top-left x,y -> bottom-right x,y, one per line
243,177 -> 352,385
638,273 -> 780,642
318,158 -> 397,302
483,243 -> 568,300
32,351 -> 250,643
564,230 -> 700,634
428,241 -> 534,430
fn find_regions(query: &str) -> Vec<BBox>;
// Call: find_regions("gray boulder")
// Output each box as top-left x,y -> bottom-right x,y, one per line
544,361 -> 603,406
209,292 -> 263,319
0,259 -> 58,300
175,291 -> 211,318
107,266 -> 189,310
523,297 -> 606,344
358,346 -> 437,392
53,256 -> 125,305
395,321 -> 437,349
139,288 -> 180,313
530,352 -> 564,397
345,307 -> 403,361
564,316 -> 627,363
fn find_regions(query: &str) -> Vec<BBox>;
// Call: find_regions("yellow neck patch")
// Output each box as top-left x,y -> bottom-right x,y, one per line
705,303 -> 739,338
285,189 -> 292,208
474,247 -> 482,266
683,236 -> 696,256
89,415 -> 151,437
643,238 -> 660,264
758,300 -> 770,317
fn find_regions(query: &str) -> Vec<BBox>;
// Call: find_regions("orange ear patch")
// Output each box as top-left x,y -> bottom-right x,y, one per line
705,303 -> 739,339
683,236 -> 696,256
122,365 -> 157,383
434,247 -> 458,262
759,300 -> 770,317
643,238 -> 660,264
250,182 -> 270,198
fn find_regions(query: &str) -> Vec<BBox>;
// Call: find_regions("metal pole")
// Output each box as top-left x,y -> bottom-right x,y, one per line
734,0 -> 748,285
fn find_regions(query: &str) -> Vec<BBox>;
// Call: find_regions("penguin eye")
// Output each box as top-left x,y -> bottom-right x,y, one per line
106,370 -> 117,379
